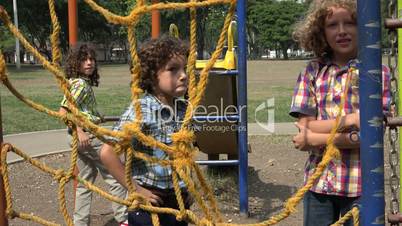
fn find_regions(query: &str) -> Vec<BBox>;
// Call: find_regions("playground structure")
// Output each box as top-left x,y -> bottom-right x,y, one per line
0,0 -> 401,226
0,0 -> 250,225
192,18 -> 246,199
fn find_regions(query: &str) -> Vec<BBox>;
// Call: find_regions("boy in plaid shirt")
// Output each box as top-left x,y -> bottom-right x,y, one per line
59,44 -> 128,226
100,36 -> 192,226
290,0 -> 390,225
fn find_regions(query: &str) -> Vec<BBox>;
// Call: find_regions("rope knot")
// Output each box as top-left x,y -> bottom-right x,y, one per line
53,169 -> 65,181
7,209 -> 16,219
122,122 -> 142,138
127,193 -> 141,211
176,214 -> 184,221
171,130 -> 196,165
61,113 -> 73,128
171,130 -> 195,144
1,143 -> 13,152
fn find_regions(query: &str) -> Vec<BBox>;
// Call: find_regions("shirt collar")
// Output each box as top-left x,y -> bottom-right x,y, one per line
142,92 -> 187,117
143,93 -> 164,112
143,93 -> 184,113
319,55 -> 358,69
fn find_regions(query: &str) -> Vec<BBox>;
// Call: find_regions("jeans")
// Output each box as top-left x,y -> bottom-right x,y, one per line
303,191 -> 359,226
128,210 -> 188,226
128,187 -> 190,226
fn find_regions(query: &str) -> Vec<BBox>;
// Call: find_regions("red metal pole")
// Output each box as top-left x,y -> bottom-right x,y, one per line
0,7 -> 8,221
68,0 -> 79,206
0,94 -> 8,226
68,0 -> 78,46
151,0 -> 160,38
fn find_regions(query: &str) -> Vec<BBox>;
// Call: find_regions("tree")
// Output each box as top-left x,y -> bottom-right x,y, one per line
248,0 -> 306,59
246,0 -> 262,59
3,0 -> 65,61
160,2 -> 209,59
1,0 -> 225,62
0,25 -> 15,63
204,5 -> 229,55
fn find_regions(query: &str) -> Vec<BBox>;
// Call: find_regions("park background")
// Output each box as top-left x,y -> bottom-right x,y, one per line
0,0 -> 397,225
0,0 -> 393,135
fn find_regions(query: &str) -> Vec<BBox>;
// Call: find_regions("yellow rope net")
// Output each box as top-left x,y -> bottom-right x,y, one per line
0,1 -> 359,225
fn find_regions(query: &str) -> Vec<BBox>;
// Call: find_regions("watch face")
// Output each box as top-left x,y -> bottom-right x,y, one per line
350,131 -> 359,142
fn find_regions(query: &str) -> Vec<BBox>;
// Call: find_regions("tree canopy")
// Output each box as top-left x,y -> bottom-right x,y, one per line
0,26 -> 15,63
1,0 -> 396,61
248,0 -> 306,59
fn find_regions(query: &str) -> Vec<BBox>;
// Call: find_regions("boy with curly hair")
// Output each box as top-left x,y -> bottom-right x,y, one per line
291,0 -> 390,225
59,44 -> 128,226
100,35 -> 192,226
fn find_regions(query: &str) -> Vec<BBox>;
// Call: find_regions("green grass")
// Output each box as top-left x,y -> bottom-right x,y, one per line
2,64 -> 132,134
2,61 -> 299,134
247,86 -> 294,123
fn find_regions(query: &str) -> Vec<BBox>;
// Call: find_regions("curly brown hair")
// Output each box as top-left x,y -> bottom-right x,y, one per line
64,44 -> 99,87
292,0 -> 356,58
138,35 -> 189,93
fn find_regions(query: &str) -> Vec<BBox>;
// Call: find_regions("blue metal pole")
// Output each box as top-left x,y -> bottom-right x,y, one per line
357,0 -> 385,225
236,0 -> 248,215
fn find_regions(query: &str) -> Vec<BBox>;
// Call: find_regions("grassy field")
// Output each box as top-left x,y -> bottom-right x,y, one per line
2,60 -> 307,134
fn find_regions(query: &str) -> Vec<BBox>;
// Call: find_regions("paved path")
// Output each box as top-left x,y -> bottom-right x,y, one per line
3,123 -> 297,163
4,129 -> 70,163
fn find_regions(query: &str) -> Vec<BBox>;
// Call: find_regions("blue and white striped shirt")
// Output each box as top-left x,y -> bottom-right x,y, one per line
112,93 -> 187,189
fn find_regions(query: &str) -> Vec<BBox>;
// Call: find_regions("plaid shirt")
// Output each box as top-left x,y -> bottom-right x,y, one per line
60,78 -> 102,123
290,58 -> 390,197
112,93 -> 187,189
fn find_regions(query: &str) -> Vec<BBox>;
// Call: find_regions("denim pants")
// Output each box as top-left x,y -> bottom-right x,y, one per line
128,187 -> 190,226
303,191 -> 359,226
128,210 -> 188,226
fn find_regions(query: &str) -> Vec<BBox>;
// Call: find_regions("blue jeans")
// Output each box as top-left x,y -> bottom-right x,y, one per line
303,191 -> 359,226
128,187 -> 190,226
128,210 -> 188,226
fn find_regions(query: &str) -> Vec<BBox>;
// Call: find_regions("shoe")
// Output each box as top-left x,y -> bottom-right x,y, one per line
119,220 -> 129,226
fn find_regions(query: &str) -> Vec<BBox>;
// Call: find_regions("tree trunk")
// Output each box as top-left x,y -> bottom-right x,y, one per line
196,8 -> 207,59
282,48 -> 288,60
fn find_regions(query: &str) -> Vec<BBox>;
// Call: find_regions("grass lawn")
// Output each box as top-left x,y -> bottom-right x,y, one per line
2,60 -> 306,134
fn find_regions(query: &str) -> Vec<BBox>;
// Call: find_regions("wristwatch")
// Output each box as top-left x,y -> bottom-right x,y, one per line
349,131 -> 360,143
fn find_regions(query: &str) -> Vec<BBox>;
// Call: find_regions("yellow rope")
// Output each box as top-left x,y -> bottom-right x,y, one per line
83,0 -> 233,26
0,1 -> 361,225
187,0 -> 198,100
330,207 -> 360,226
48,0 -> 62,67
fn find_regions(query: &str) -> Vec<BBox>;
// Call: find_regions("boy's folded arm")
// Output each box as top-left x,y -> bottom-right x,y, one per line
293,130 -> 358,151
307,132 -> 360,149
299,113 -> 359,134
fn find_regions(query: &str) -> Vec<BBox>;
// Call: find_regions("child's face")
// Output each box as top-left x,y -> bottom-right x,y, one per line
324,6 -> 357,62
79,56 -> 95,76
154,54 -> 188,101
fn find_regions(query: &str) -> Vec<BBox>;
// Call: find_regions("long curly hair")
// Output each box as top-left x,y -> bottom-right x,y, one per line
64,44 -> 99,87
137,35 -> 189,93
292,0 -> 357,58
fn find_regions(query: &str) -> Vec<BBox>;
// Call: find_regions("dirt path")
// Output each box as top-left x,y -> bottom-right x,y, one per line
5,134 -> 394,225
5,135 -> 306,226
